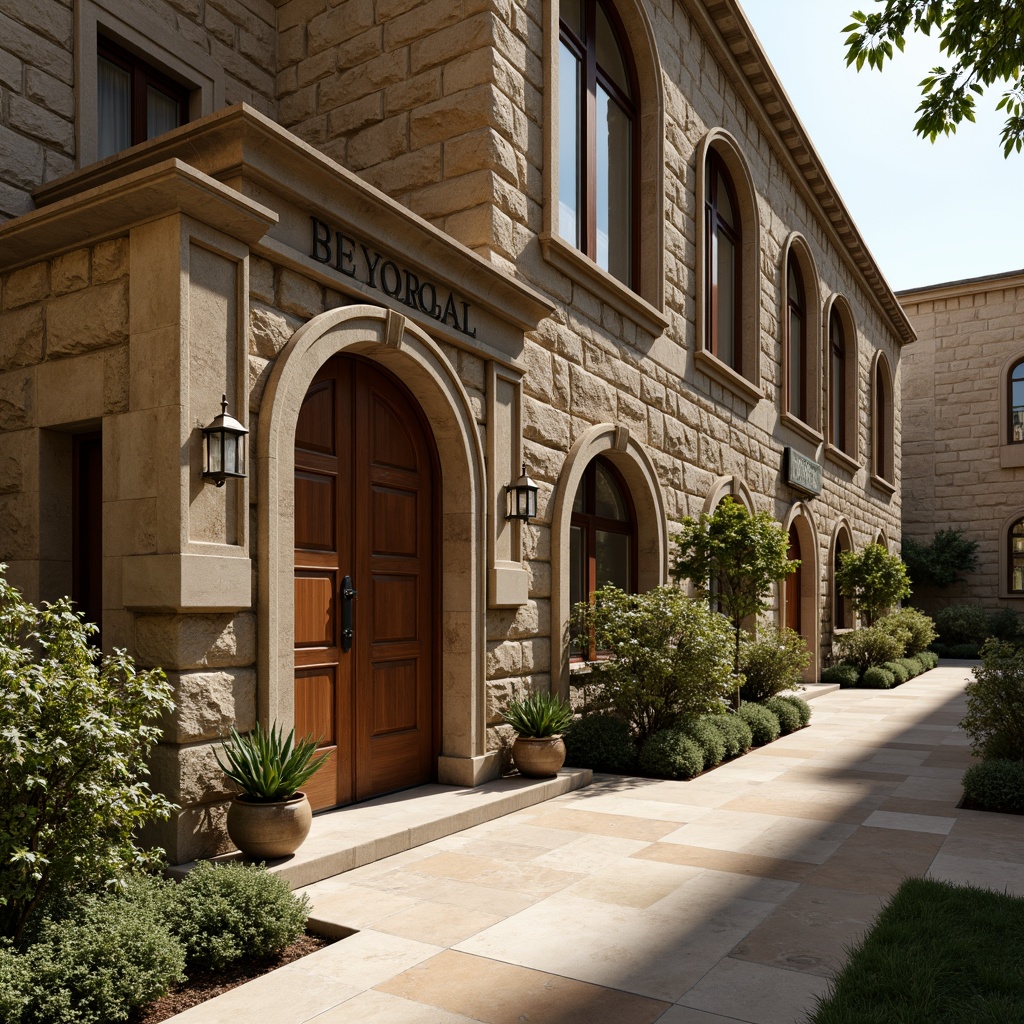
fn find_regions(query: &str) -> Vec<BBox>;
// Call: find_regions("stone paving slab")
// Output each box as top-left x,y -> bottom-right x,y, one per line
170,666 -> 1021,1024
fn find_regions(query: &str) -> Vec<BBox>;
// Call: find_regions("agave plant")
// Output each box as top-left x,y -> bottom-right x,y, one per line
215,722 -> 329,802
501,691 -> 573,738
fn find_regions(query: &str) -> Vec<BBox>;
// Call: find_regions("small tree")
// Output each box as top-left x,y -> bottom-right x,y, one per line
572,584 -> 735,743
835,543 -> 911,625
0,570 -> 175,943
671,497 -> 797,701
902,529 -> 979,590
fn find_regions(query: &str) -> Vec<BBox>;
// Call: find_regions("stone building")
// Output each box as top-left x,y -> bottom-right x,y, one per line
0,0 -> 913,862
900,269 -> 1024,611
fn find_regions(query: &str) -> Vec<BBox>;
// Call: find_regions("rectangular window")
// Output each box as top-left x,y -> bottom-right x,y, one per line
557,41 -> 581,248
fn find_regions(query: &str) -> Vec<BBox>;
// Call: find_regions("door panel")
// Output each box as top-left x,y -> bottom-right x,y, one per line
295,355 -> 436,810
786,525 -> 802,635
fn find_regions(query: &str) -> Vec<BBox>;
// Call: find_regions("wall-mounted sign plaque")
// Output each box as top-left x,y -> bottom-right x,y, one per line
785,447 -> 822,496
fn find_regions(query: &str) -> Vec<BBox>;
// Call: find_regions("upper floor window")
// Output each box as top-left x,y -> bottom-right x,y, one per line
97,37 -> 188,159
704,150 -> 742,373
1010,359 -> 1024,443
786,255 -> 807,421
829,306 -> 847,451
872,353 -> 894,485
1010,518 -> 1024,593
557,0 -> 638,288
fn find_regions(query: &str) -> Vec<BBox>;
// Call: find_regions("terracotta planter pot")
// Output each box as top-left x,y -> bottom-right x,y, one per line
512,735 -> 566,778
226,792 -> 312,859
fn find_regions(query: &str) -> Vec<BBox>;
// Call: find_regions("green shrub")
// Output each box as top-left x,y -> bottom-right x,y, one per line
0,947 -> 28,1024
737,702 -> 780,745
166,863 -> 308,971
962,759 -> 1024,813
989,607 -> 1023,642
776,694 -> 812,727
563,714 -> 638,774
679,718 -> 727,769
764,697 -> 802,734
834,625 -> 905,672
0,570 -> 176,942
19,891 -> 184,1024
934,603 -> 991,647
896,656 -> 920,679
638,729 -> 704,780
876,607 -> 937,655
862,666 -> 896,689
738,625 -> 809,703
704,713 -> 753,757
922,650 -> 940,669
948,642 -> 982,659
572,585 -> 734,742
961,641 -> 1024,760
881,660 -> 909,684
501,691 -> 573,738
820,663 -> 860,687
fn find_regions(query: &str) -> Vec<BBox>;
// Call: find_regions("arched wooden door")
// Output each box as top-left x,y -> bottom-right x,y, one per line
785,524 -> 802,634
293,355 -> 438,810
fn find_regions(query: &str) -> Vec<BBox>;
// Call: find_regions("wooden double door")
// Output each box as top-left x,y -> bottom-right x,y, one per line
294,355 -> 438,810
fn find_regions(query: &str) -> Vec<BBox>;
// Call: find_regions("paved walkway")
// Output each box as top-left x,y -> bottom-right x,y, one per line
172,665 -> 1024,1024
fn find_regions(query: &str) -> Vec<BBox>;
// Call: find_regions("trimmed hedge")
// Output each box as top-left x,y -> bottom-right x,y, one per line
862,666 -> 897,689
679,719 -> 727,769
821,663 -> 860,688
764,696 -> 802,735
737,702 -> 781,746
638,729 -> 704,780
962,758 -> 1024,813
881,660 -> 909,684
776,694 -> 812,727
704,713 -> 753,758
563,714 -> 638,774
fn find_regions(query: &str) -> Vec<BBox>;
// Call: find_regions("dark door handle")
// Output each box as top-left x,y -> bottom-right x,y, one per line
341,575 -> 357,653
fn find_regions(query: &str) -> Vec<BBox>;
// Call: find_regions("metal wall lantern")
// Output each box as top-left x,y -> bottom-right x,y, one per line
202,394 -> 248,487
506,463 -> 538,521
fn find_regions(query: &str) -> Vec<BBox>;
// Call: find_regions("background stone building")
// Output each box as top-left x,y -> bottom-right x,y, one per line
0,0 -> 912,862
900,269 -> 1024,611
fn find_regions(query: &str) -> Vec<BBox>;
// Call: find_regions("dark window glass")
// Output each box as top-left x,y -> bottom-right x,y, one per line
830,306 -> 847,451
558,0 -> 637,287
705,151 -> 742,372
1010,360 -> 1024,443
97,37 -> 188,159
1012,520 -> 1024,593
874,359 -> 891,481
833,539 -> 846,629
787,256 -> 806,421
569,456 -> 637,659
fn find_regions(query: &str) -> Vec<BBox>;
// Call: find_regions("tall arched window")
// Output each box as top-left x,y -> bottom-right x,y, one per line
834,535 -> 848,628
786,254 -> 806,421
704,150 -> 742,372
1010,359 -> 1024,443
558,0 -> 638,287
829,306 -> 847,451
1011,519 -> 1024,593
872,354 -> 894,485
785,523 -> 802,633
569,456 -> 637,658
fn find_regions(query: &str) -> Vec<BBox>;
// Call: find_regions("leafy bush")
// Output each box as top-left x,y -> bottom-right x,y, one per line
862,666 -> 897,689
0,570 -> 175,942
737,702 -> 780,745
820,663 -> 860,687
704,713 -> 753,757
0,947 -> 29,1024
776,694 -> 812,727
638,729 -> 704,780
738,625 -> 809,703
906,655 -> 928,677
572,585 -> 735,742
948,642 -> 982,659
835,544 -> 911,624
901,528 -> 979,589
166,862 -> 309,970
501,691 -> 573,738
989,607 -> 1023,642
834,625 -> 905,672
764,696 -> 802,734
961,641 -> 1024,760
881,660 -> 909,684
962,759 -> 1024,813
876,608 -> 937,656
918,650 -> 940,670
679,718 -> 726,769
18,890 -> 184,1024
934,603 -> 991,647
563,714 -> 637,774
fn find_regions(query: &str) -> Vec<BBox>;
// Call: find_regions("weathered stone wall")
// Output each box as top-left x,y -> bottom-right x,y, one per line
901,277 -> 1024,613
0,0 -> 277,219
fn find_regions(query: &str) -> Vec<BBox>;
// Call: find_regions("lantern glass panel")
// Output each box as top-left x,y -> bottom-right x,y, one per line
208,433 -> 222,475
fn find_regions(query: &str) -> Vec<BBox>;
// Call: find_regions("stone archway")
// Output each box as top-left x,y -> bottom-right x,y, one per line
782,502 -> 821,681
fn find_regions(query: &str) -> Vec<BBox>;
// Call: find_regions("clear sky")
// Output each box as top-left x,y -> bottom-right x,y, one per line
737,0 -> 1024,292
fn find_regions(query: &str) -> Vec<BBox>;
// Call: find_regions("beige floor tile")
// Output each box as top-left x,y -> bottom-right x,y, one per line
729,884 -> 884,977
667,868 -> 799,907
659,810 -> 785,851
721,795 -> 868,826
566,792 -> 716,823
406,850 -> 583,897
861,809 -> 956,835
527,807 -> 684,841
305,885 -> 420,928
879,795 -> 963,817
652,1007 -> 751,1024
350,869 -> 542,916
635,842 -> 814,883
308,988 -> 483,1023
564,857 -> 699,908
378,950 -> 671,1024
676,957 -> 830,1024
372,900 -> 504,946
927,852 -> 1024,896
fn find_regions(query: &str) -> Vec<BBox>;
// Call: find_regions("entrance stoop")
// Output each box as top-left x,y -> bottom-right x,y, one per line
170,768 -> 592,890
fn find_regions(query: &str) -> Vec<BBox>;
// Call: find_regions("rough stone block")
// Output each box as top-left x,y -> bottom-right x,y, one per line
162,667 -> 257,743
277,268 -> 323,319
51,248 -> 90,295
46,279 -> 128,357
0,305 -> 43,370
347,112 -> 409,171
360,144 -> 441,195
91,238 -> 128,283
4,262 -> 48,309
135,612 -> 257,671
250,302 -> 300,358
0,368 -> 32,430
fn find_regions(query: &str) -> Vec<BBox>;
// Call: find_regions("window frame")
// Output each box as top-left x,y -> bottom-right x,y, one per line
786,255 -> 807,421
1009,358 -> 1024,444
829,305 -> 847,451
704,148 -> 743,375
871,351 -> 896,490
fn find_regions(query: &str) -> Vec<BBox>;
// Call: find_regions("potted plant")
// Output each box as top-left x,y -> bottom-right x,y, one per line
502,691 -> 574,778
215,723 -> 328,859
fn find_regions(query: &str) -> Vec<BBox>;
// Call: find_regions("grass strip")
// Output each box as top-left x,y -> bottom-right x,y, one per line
809,877 -> 1024,1024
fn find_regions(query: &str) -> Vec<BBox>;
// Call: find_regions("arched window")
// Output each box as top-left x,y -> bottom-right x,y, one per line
1010,519 -> 1024,593
704,150 -> 742,372
834,535 -> 848,629
569,456 -> 637,658
785,523 -> 802,633
872,354 -> 894,485
829,306 -> 847,451
786,254 -> 806,421
557,0 -> 638,287
1010,359 -> 1024,443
